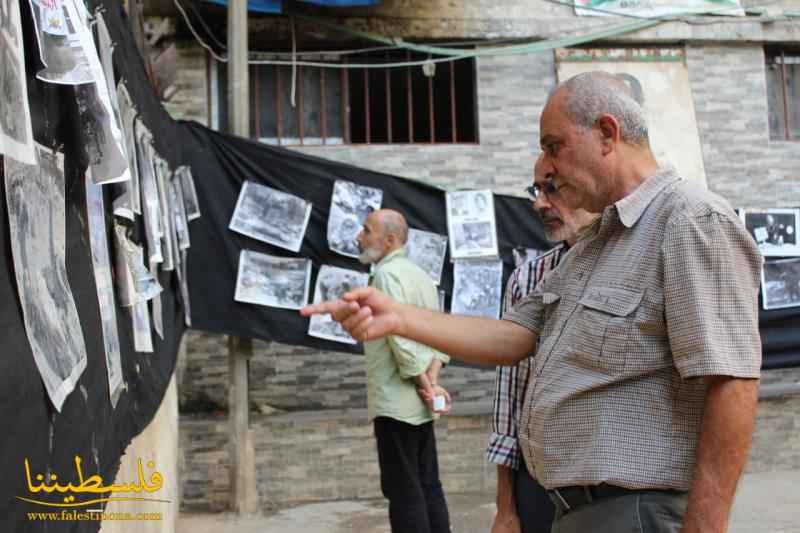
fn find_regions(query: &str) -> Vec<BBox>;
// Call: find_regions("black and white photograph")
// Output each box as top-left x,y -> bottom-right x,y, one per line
762,258 -> 800,310
438,289 -> 447,313
4,145 -> 88,412
234,251 -> 312,310
88,13 -> 131,186
740,208 -> 800,257
137,127 -> 164,264
513,247 -> 544,268
328,180 -> 383,258
176,165 -> 201,221
114,223 -> 162,308
153,154 -> 176,270
132,300 -> 153,353
446,189 -> 499,259
113,82 -> 140,220
308,266 -> 369,343
405,228 -> 448,285
86,171 -> 124,407
170,176 -> 191,251
229,181 -> 312,253
179,249 -> 192,327
29,0 -> 93,85
0,0 -> 35,164
451,259 -> 503,319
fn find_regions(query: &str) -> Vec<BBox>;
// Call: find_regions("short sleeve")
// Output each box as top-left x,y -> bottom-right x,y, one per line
502,290 -> 545,334
663,211 -> 762,379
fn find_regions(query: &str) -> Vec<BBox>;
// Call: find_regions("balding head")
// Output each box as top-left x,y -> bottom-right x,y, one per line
356,209 -> 409,264
552,71 -> 650,147
375,209 -> 409,245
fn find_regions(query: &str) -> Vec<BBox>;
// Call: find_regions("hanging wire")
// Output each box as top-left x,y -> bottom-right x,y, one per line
174,0 -> 789,68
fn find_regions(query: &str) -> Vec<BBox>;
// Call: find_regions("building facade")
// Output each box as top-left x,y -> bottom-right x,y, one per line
150,0 -> 800,509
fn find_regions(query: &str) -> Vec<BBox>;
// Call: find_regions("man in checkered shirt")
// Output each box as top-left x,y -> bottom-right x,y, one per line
304,71 -> 762,533
487,155 -> 596,533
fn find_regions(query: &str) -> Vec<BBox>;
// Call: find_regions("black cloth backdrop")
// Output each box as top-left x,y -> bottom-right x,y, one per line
0,1 -> 183,531
182,122 -> 550,354
2,0 -> 799,531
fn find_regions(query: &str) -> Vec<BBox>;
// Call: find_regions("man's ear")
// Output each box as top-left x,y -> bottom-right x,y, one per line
596,113 -> 620,155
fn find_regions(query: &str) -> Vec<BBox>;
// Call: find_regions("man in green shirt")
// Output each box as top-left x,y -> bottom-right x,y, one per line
356,208 -> 452,533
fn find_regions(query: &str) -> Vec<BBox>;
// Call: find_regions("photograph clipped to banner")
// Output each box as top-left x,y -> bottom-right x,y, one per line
308,266 -> 370,344
176,165 -> 201,221
761,258 -> 800,310
740,208 -> 800,257
86,170 -> 124,407
446,189 -> 499,260
234,251 -> 312,310
4,145 -> 88,412
405,228 -> 448,285
328,180 -> 383,258
0,0 -> 35,164
451,259 -> 503,319
229,181 -> 312,253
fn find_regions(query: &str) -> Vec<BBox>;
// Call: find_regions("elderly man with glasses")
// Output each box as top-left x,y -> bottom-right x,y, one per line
488,155 -> 597,533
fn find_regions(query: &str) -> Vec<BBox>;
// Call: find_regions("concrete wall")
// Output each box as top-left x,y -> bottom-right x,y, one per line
179,370 -> 800,511
101,377 -> 179,533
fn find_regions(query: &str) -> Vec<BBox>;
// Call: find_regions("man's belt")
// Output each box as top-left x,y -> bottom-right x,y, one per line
547,484 -> 636,513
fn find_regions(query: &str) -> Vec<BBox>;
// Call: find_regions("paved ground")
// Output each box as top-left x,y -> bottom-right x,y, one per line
178,469 -> 800,533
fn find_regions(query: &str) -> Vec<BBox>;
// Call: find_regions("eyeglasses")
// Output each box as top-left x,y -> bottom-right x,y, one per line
524,181 -> 558,203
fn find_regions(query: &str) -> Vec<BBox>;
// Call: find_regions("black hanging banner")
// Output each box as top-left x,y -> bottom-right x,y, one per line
1,0 -> 799,531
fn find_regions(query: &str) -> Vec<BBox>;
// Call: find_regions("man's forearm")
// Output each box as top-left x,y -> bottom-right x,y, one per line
682,376 -> 759,532
397,304 -> 536,366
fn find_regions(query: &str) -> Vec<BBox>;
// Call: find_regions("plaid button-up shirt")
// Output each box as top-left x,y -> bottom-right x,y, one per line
486,245 -> 566,469
504,168 -> 763,491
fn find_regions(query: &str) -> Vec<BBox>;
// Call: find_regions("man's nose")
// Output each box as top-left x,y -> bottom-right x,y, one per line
533,192 -> 551,210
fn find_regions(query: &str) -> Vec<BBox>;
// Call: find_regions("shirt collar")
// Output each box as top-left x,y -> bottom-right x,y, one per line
376,248 -> 406,269
613,167 -> 681,228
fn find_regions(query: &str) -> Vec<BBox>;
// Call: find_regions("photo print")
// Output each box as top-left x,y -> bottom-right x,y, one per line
0,0 -> 35,164
446,189 -> 499,259
451,259 -> 503,319
234,251 -> 312,310
28,0 -> 93,85
761,258 -> 800,310
308,266 -> 370,344
405,229 -> 448,285
113,82 -> 140,220
113,223 -> 163,308
136,127 -> 164,264
176,165 -> 201,221
328,180 -> 383,258
740,208 -> 800,257
4,145 -> 88,412
169,176 -> 191,251
229,181 -> 312,253
85,170 -> 124,407
153,154 -> 176,271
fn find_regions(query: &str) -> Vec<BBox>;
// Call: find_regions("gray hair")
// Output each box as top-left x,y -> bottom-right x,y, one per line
380,210 -> 409,244
555,71 -> 650,146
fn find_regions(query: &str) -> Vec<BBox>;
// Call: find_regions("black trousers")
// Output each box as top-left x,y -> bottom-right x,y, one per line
373,416 -> 451,533
515,460 -> 556,533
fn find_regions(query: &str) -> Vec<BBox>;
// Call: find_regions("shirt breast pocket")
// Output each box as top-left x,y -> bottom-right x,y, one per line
569,287 -> 644,372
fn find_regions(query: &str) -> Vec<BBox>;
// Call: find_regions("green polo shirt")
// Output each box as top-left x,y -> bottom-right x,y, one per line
364,249 -> 450,425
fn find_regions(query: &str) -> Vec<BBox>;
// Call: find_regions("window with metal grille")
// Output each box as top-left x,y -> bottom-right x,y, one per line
766,48 -> 800,141
214,50 -> 478,145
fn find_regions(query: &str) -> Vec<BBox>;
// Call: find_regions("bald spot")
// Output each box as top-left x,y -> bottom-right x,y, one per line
373,209 -> 409,244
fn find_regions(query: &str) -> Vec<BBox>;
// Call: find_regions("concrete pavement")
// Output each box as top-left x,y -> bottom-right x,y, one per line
178,469 -> 800,533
